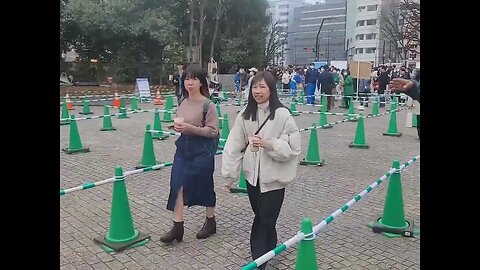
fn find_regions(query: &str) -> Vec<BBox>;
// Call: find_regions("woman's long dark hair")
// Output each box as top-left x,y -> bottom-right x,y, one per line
181,65 -> 210,98
242,71 -> 289,121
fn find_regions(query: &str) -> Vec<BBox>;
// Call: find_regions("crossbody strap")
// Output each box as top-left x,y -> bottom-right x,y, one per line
240,113 -> 271,153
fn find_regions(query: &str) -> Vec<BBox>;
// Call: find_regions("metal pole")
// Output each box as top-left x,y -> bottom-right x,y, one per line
315,18 -> 326,61
327,30 -> 331,63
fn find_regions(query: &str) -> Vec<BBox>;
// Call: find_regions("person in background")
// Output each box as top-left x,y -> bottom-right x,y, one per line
305,63 -> 318,105
342,69 -> 355,108
173,64 -> 185,105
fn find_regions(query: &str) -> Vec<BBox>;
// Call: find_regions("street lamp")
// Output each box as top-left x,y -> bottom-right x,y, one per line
327,29 -> 333,63
315,17 -> 333,61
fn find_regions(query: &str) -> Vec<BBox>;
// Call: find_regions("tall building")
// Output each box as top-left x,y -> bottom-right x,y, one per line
346,0 -> 420,67
266,0 -> 307,67
287,0 -> 347,66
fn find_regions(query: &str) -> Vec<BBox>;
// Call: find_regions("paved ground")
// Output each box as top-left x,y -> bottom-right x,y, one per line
60,96 -> 420,270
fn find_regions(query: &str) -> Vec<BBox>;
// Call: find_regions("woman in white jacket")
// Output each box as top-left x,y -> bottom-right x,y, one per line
222,71 -> 301,269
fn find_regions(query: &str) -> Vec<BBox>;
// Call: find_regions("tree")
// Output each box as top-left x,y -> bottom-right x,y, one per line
379,0 -> 420,63
209,0 -> 230,62
399,0 -> 420,55
265,19 -> 287,66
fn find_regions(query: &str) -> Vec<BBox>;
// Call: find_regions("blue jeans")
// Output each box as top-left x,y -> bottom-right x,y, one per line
306,83 -> 316,104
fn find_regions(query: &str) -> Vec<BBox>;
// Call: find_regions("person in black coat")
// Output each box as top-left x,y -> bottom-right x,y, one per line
317,65 -> 335,110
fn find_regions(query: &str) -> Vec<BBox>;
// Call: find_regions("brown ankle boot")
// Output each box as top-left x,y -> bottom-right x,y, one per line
160,221 -> 184,243
196,216 -> 216,239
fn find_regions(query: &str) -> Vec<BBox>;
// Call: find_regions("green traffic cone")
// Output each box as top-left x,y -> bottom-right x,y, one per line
298,91 -> 304,105
152,109 -> 168,140
383,110 -> 402,137
131,97 -> 140,111
135,124 -> 158,169
100,104 -> 116,131
62,115 -> 90,154
162,100 -> 174,122
369,160 -> 415,238
222,91 -> 228,101
320,94 -> 326,108
290,101 -> 299,116
117,98 -> 129,119
370,97 -> 380,116
294,218 -> 318,270
60,101 -> 70,125
347,97 -> 358,121
79,100 -> 93,115
230,168 -> 248,194
300,124 -> 324,166
216,104 -> 223,129
318,107 -> 332,129
165,96 -> 174,110
349,116 -> 369,148
389,96 -> 398,112
218,114 -> 230,149
93,166 -> 150,253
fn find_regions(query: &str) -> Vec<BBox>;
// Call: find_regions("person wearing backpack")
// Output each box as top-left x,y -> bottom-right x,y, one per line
222,71 -> 301,269
160,66 -> 220,243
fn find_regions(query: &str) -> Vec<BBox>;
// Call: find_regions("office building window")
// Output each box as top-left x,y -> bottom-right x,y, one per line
365,47 -> 376,54
356,48 -> 364,54
356,20 -> 365,26
367,5 -> 377,11
279,11 -> 288,16
356,34 -> 364,40
366,33 -> 376,40
278,19 -> 288,23
366,19 -> 377,26
279,4 -> 289,9
358,6 -> 366,12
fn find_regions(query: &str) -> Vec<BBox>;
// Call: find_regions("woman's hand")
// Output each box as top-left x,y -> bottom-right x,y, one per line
173,122 -> 193,133
250,135 -> 265,148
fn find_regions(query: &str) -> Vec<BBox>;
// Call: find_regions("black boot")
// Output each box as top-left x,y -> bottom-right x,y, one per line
160,221 -> 184,243
196,216 -> 216,239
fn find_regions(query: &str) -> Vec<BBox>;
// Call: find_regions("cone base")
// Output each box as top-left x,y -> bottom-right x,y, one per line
135,163 -> 158,169
79,112 -> 93,115
229,187 -> 248,194
100,127 -> 116,131
117,115 -> 130,119
368,113 -> 380,116
62,147 -> 90,154
347,118 -> 358,122
292,113 -> 299,116
338,106 -> 347,108
367,218 -> 415,238
349,143 -> 369,149
299,159 -> 325,166
161,120 -> 174,123
60,121 -> 70,126
94,231 -> 150,253
382,132 -> 402,137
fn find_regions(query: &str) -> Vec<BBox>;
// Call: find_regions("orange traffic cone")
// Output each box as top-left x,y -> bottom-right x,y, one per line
66,94 -> 73,110
154,90 -> 163,105
113,92 -> 120,108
